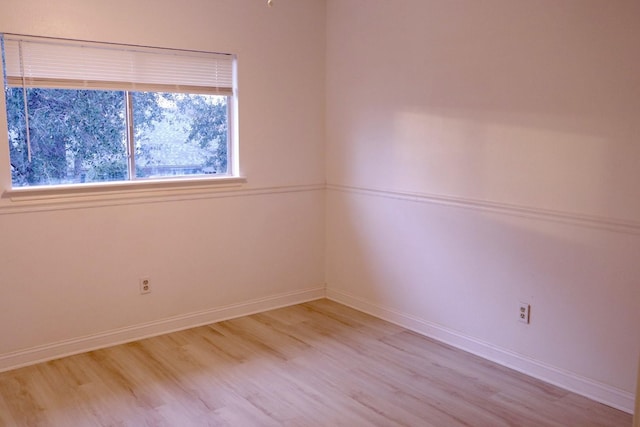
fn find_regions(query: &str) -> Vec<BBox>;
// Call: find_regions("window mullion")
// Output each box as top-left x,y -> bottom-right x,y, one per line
124,91 -> 136,180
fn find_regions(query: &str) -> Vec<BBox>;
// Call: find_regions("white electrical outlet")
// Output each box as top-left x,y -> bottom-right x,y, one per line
140,277 -> 151,294
519,302 -> 530,324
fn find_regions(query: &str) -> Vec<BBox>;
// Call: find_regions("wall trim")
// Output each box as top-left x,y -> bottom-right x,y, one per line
327,184 -> 640,235
0,286 -> 326,373
9,180 -> 638,235
326,288 -> 635,414
0,183 -> 326,215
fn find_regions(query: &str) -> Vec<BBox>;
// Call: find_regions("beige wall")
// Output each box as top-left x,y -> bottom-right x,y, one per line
0,0 -> 326,365
635,356 -> 640,425
325,0 -> 640,412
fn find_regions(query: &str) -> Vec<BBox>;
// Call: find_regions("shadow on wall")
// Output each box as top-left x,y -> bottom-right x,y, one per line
326,188 -> 640,393
383,108 -> 640,222
331,0 -> 640,223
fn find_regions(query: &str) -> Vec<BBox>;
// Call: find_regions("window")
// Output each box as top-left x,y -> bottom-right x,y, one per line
1,34 -> 237,189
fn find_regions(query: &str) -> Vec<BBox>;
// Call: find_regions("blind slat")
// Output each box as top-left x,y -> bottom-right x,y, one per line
2,34 -> 235,93
5,77 -> 234,96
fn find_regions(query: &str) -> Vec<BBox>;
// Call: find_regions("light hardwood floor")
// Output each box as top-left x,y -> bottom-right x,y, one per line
0,299 -> 632,426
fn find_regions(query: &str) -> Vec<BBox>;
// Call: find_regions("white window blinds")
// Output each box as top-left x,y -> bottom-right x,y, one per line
2,34 -> 235,95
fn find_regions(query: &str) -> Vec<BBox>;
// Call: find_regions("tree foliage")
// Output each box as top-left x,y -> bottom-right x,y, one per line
5,87 -> 228,186
176,94 -> 228,174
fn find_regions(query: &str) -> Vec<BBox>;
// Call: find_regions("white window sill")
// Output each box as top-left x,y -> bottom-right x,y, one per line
1,176 -> 247,211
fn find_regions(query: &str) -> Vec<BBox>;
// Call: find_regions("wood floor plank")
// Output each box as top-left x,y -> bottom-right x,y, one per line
0,300 -> 632,426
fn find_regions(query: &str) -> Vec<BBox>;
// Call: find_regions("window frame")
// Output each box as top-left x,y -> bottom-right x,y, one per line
0,34 -> 244,202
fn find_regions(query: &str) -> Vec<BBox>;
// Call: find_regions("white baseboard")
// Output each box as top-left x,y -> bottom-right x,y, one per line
0,287 -> 326,373
326,288 -> 635,414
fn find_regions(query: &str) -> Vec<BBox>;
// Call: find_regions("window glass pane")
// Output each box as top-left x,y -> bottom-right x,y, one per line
133,92 -> 228,179
5,88 -> 128,186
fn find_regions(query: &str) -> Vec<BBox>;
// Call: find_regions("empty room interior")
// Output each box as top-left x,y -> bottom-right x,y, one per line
0,0 -> 638,425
